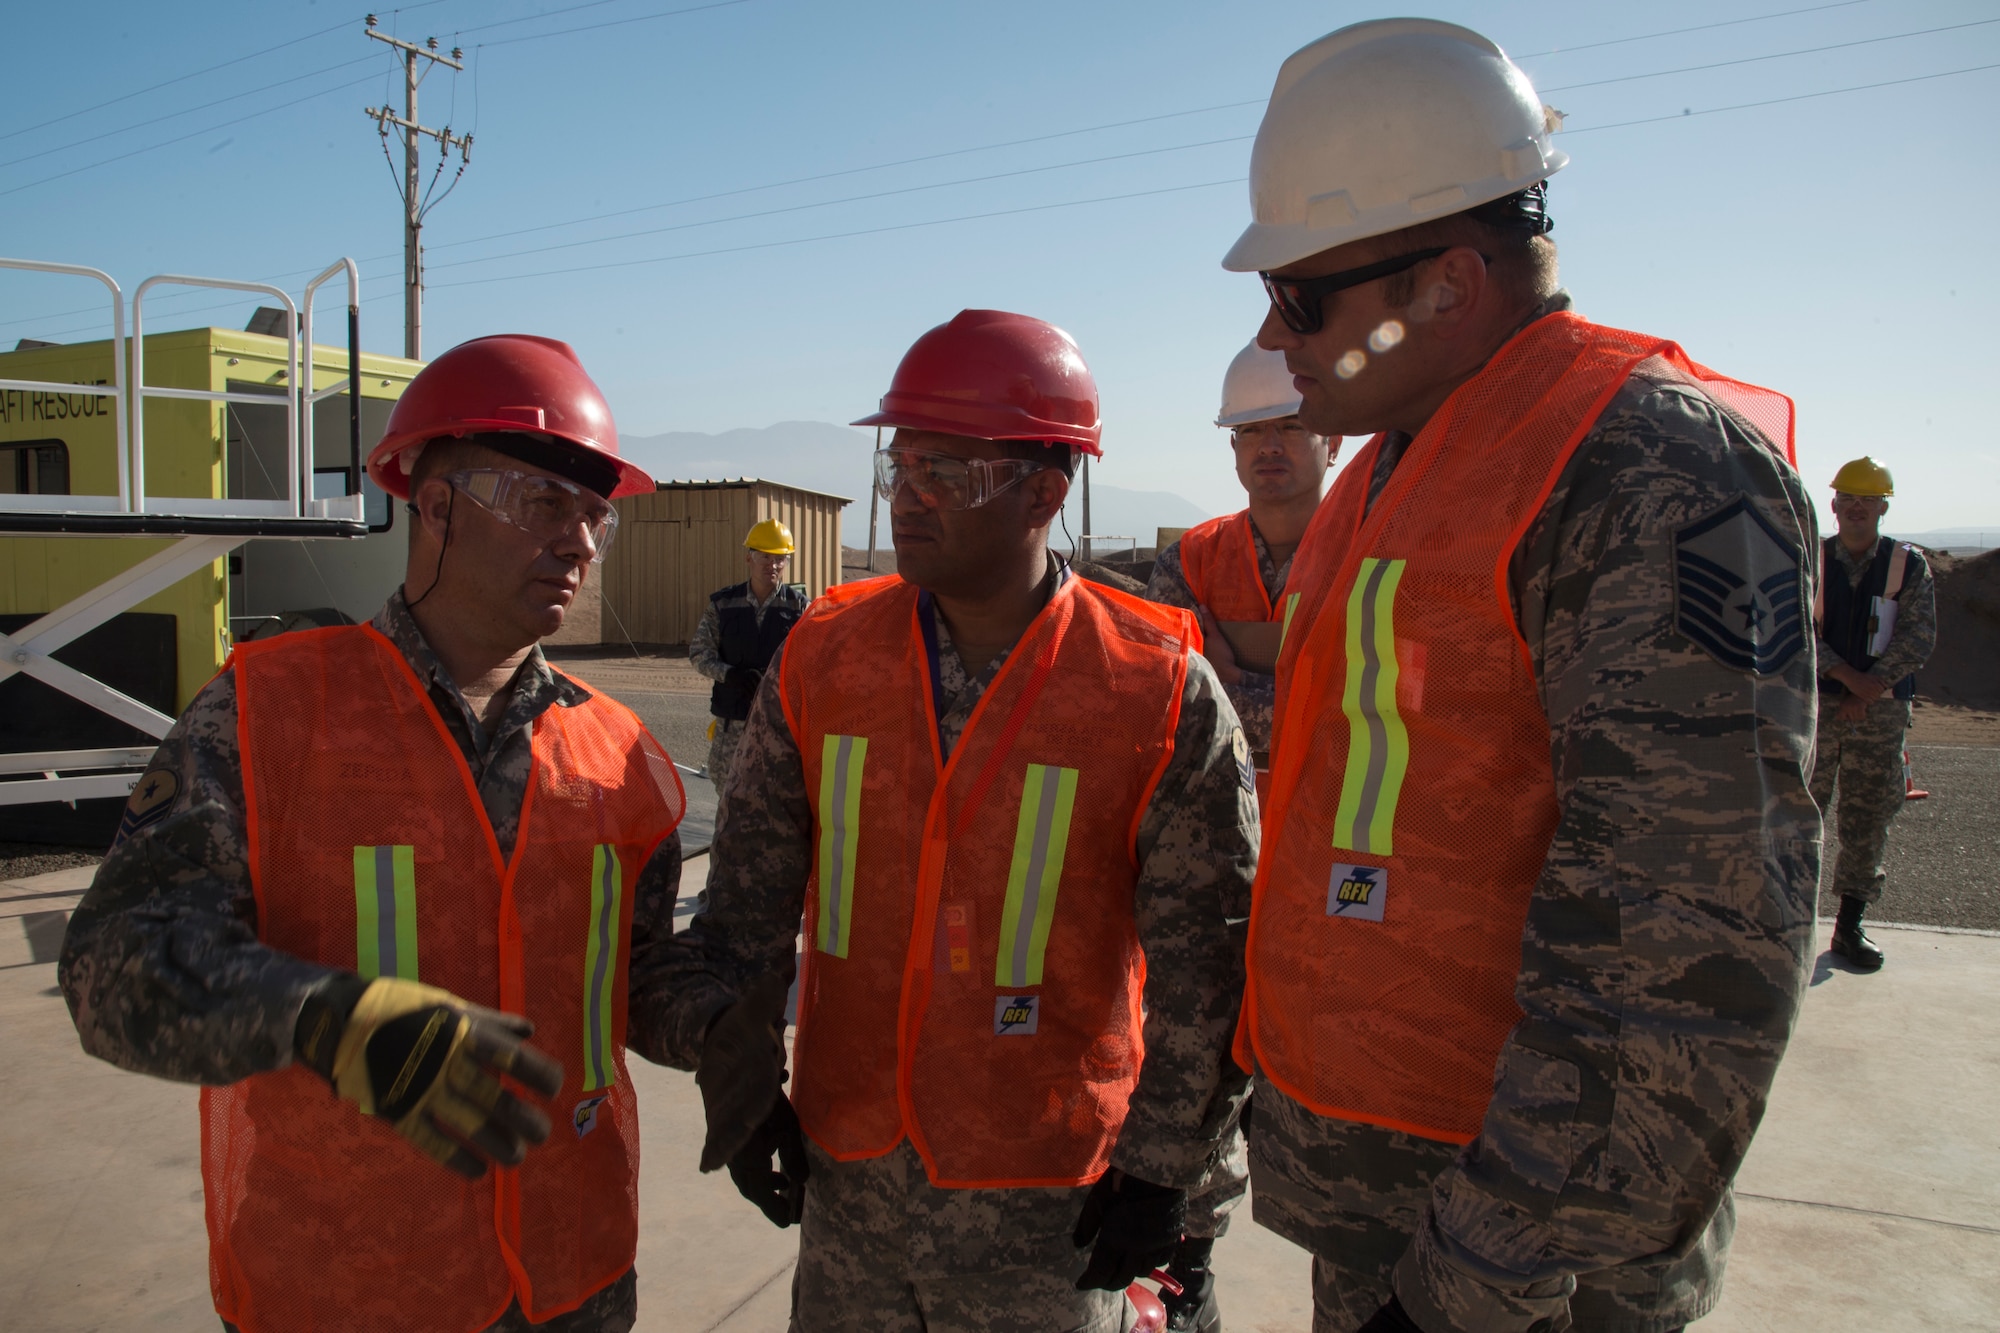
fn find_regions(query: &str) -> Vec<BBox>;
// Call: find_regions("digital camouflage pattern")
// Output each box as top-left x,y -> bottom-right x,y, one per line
790,1141 -> 1123,1332
59,590 -> 679,1333
630,559 -> 1257,1316
1251,303 -> 1823,1333
1808,697 -> 1914,906
1145,529 -> 1291,756
1810,539 -> 1935,906
690,581 -> 810,807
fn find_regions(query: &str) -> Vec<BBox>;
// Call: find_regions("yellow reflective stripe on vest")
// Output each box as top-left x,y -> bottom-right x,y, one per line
995,763 -> 1079,988
1280,591 -> 1300,649
815,734 -> 868,959
352,845 -> 418,981
1332,558 -> 1410,855
583,844 -> 623,1092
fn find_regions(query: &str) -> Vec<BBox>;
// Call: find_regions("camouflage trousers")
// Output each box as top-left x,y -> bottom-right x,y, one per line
708,717 -> 746,808
1808,695 -> 1913,906
1248,1085 -> 1724,1333
220,1267 -> 635,1333
789,1140 -> 1127,1332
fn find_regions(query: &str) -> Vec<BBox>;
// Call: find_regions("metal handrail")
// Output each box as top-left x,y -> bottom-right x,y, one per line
301,258 -> 363,514
0,259 -> 127,509
132,274 -> 300,516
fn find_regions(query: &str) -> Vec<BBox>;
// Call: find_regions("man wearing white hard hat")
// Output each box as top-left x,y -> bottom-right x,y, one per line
1147,340 -> 1335,762
1224,20 -> 1819,1333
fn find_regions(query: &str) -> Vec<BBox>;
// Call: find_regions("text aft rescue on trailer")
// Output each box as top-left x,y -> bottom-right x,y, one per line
0,258 -> 421,842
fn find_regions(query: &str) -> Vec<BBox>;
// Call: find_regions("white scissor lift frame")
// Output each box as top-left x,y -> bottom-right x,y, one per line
0,256 -> 368,808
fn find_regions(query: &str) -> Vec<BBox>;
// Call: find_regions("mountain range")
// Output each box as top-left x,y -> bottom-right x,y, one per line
618,420 -> 1213,548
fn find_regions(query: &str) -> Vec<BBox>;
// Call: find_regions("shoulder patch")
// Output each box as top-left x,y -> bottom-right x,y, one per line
1672,495 -> 1805,674
117,767 -> 181,840
1231,729 -> 1256,795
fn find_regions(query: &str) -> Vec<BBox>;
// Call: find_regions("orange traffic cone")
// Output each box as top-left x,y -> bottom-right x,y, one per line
1904,749 -> 1929,800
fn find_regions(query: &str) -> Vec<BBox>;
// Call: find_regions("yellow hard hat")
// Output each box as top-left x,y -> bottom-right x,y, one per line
745,519 -> 796,554
1830,457 -> 1893,497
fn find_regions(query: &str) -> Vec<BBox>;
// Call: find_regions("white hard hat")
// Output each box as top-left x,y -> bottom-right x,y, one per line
1222,18 -> 1568,274
1216,340 -> 1302,428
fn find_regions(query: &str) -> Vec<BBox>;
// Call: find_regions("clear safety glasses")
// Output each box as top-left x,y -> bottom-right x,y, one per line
873,447 -> 1046,511
448,468 -> 619,562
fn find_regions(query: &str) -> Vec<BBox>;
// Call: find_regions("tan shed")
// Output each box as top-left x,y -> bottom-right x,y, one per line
595,477 -> 851,646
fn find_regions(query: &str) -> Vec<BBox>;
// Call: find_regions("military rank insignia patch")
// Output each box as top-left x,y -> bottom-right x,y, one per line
1326,864 -> 1386,921
1231,730 -> 1256,795
1673,495 -> 1805,675
994,995 -> 1039,1035
573,1093 -> 609,1138
117,768 -> 181,842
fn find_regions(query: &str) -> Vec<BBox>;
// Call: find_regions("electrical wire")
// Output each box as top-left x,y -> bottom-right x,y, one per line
1513,0 -> 1882,59
1561,59 -> 2000,133
475,0 -> 753,49
425,133 -> 1254,274
1539,17 -> 2000,94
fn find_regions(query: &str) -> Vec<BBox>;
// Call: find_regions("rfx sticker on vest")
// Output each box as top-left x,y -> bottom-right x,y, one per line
1327,865 -> 1387,922
573,1093 -> 609,1138
994,995 -> 1039,1035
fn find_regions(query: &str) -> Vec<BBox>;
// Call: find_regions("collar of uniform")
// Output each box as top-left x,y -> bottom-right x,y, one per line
372,589 -> 585,734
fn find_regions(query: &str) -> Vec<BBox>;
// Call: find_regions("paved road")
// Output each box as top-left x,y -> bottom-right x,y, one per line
1827,744 -> 2000,931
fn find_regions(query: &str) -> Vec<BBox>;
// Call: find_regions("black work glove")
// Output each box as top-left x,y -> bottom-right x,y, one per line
723,665 -> 762,695
295,973 -> 564,1179
1356,1294 -> 1427,1333
726,1091 -> 811,1227
695,972 -> 789,1172
1071,1168 -> 1188,1291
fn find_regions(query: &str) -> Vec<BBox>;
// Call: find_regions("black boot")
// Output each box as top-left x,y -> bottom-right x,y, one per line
1831,896 -> 1885,972
1159,1236 -> 1221,1333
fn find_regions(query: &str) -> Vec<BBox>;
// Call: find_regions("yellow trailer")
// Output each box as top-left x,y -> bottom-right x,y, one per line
0,258 -> 419,841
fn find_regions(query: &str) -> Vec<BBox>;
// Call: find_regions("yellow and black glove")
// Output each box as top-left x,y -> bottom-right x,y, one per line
296,974 -> 565,1179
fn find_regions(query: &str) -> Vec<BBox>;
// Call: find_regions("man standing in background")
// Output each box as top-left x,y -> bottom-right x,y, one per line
690,519 -> 809,807
1146,339 -> 1333,762
1810,456 -> 1936,971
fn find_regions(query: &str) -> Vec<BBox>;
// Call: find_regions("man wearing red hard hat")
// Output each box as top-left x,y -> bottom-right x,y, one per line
643,310 -> 1257,1330
62,334 -> 687,1333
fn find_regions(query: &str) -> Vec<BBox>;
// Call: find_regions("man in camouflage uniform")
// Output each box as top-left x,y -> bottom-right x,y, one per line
1809,457 -> 1936,971
1146,339 -> 1335,760
1142,338 -> 1333,1331
61,337 -> 681,1333
689,519 -> 810,806
1222,22 -> 1819,1333
631,310 -> 1257,1332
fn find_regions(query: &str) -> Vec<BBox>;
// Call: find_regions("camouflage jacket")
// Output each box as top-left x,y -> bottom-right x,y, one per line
630,558 -> 1259,1191
1813,536 -> 1936,687
688,581 -> 811,685
1144,525 -> 1290,755
1270,296 -> 1821,1331
59,589 -> 683,1085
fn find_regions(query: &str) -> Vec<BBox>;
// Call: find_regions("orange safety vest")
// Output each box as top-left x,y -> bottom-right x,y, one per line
203,625 -> 684,1333
1178,511 -> 1283,622
778,574 -> 1194,1188
1241,312 -> 1794,1144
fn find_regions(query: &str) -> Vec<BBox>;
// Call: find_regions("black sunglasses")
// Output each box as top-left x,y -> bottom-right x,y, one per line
1259,247 -> 1449,336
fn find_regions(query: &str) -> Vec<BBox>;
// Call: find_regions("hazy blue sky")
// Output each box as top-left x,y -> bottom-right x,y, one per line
5,0 -> 1995,531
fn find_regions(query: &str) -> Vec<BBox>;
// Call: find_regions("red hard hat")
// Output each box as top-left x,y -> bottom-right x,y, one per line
368,334 -> 655,499
853,309 -> 1102,456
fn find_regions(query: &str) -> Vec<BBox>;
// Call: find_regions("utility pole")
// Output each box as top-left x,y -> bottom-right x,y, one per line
363,16 -> 470,360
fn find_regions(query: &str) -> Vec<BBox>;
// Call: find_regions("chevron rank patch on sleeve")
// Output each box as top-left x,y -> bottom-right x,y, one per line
1672,494 -> 1806,674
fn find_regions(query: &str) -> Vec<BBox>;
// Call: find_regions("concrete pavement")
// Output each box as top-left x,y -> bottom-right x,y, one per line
3,857 -> 1995,1331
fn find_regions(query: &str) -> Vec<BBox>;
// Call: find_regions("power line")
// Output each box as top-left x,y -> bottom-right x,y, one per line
426,133 -> 1254,274
1514,0 -> 1881,59
0,55 -> 378,172
1540,17 -> 2000,94
0,72 -> 383,200
477,0 -> 754,49
428,178 -> 1248,289
1561,59 -> 2000,133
